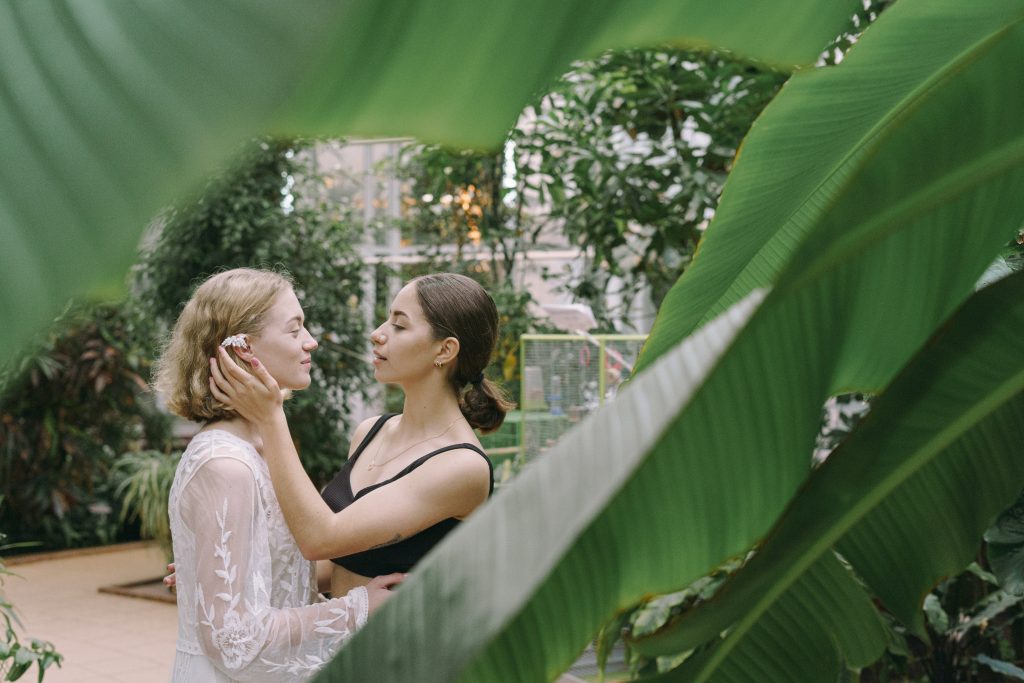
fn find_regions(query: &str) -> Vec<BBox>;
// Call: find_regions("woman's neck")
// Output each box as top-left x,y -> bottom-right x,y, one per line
398,378 -> 464,435
202,416 -> 259,446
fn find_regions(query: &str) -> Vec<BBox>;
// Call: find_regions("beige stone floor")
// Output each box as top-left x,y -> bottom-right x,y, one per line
4,543 -> 605,683
5,542 -> 176,683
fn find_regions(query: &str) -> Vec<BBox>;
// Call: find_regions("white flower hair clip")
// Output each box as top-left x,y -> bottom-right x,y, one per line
220,334 -> 248,349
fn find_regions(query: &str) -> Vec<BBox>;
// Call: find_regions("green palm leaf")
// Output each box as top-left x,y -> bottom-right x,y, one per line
633,271 -> 1024,681
638,0 -> 1024,374
318,0 -> 1024,679
318,288 -> 767,683
646,551 -> 889,682
0,0 -> 853,367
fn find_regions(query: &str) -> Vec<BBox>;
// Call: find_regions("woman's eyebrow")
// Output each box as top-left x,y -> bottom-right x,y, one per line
285,314 -> 303,327
391,309 -> 409,320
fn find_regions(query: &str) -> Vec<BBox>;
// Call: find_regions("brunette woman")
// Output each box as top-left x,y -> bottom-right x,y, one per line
210,272 -> 514,596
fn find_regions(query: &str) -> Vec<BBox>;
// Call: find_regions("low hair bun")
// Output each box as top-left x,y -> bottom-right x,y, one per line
460,377 -> 516,434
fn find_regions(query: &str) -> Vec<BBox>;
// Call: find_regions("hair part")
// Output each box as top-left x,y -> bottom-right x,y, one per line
154,268 -> 294,422
412,273 -> 515,433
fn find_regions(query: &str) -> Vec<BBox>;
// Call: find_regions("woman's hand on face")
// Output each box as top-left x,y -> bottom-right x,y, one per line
209,347 -> 284,423
365,573 -> 407,614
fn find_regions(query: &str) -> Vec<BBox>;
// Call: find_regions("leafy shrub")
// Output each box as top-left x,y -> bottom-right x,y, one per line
0,305 -> 171,549
132,139 -> 374,485
112,450 -> 182,563
1,515 -> 63,681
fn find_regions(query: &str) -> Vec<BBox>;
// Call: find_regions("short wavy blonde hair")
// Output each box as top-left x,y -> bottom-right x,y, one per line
154,268 -> 293,422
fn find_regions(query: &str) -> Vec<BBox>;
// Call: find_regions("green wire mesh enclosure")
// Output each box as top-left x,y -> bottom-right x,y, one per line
496,334 -> 647,480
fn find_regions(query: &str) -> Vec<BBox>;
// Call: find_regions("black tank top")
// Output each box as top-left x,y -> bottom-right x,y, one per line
320,414 -> 493,576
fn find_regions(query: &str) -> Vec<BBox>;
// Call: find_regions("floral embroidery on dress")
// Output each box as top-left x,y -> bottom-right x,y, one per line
169,430 -> 369,682
199,499 -> 265,671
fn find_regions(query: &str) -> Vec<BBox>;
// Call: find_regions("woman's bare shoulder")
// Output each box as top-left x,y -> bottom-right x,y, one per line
419,445 -> 491,487
347,415 -> 385,457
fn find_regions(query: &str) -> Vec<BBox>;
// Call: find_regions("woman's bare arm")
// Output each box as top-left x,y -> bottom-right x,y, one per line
210,348 -> 489,560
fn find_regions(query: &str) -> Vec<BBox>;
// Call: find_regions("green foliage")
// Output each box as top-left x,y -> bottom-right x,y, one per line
112,450 -> 182,563
397,144 -> 555,401
987,497 -> 1024,598
0,305 -> 171,550
862,564 -> 1024,681
819,0 -> 898,65
10,0 -> 1024,680
404,44 -> 789,329
132,139 -> 373,485
0,0 -> 857,369
400,145 -> 526,276
0,502 -> 63,682
318,0 -> 1024,679
599,557 -> 744,679
516,47 -> 786,321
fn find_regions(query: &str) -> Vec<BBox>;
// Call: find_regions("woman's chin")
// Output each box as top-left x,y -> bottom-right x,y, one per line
280,377 -> 312,391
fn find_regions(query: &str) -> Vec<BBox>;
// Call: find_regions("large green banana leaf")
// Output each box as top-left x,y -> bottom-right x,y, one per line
651,551 -> 890,682
317,288 -> 767,683
638,0 -> 1024,372
318,0 -> 1024,679
633,271 -> 1024,681
0,0 -> 851,367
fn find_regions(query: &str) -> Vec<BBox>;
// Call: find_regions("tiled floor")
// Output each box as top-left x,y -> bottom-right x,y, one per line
5,543 -> 176,683
4,542 -> 604,682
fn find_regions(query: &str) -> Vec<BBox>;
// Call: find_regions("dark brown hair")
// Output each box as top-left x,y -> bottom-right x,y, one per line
412,273 -> 515,433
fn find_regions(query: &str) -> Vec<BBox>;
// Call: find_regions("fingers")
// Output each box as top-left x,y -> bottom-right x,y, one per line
210,351 -> 235,396
215,347 -> 251,389
209,361 -> 232,404
249,355 -> 279,392
372,572 -> 408,590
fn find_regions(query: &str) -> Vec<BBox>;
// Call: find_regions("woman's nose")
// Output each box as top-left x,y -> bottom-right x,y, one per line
371,329 -> 386,345
304,336 -> 318,351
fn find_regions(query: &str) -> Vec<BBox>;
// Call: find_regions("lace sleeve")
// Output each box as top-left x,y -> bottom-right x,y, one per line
181,456 -> 368,681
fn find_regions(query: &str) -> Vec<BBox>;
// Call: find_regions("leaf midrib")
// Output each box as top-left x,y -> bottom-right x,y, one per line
695,9 -> 1024,331
636,342 -> 1024,675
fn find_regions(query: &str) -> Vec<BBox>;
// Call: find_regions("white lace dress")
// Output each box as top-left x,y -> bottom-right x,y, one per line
168,429 -> 368,682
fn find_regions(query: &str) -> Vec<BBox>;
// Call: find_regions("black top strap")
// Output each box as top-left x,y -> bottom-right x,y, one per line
391,443 -> 492,494
348,413 -> 399,463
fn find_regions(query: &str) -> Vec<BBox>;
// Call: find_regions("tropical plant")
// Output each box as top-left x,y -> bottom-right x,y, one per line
0,0 -> 855,370
515,48 -> 786,323
0,500 -> 63,682
131,139 -> 373,485
314,0 -> 1024,680
0,304 -> 171,550
112,450 -> 182,563
5,0 -> 1019,681
866,563 -> 1024,682
400,144 -> 527,275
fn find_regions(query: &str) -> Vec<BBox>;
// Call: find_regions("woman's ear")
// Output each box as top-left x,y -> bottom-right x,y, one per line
232,341 -> 255,362
436,337 -> 460,366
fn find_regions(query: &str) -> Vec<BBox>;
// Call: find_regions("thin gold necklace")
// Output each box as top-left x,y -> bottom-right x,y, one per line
367,416 -> 463,471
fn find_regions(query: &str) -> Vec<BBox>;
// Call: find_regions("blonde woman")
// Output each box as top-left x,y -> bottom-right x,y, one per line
156,269 -> 402,683
210,273 -> 514,599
